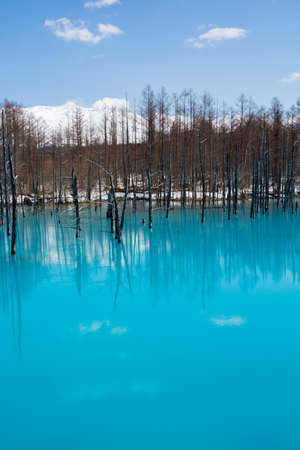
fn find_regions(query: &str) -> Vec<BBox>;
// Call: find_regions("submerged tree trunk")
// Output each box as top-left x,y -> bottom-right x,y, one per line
72,169 -> 81,238
129,160 -> 137,212
119,175 -> 128,239
131,172 -> 137,212
106,191 -> 114,233
7,142 -> 17,255
147,168 -> 152,229
109,174 -> 121,242
166,149 -> 172,219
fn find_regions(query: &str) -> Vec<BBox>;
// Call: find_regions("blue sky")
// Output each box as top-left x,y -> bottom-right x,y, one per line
1,0 -> 300,108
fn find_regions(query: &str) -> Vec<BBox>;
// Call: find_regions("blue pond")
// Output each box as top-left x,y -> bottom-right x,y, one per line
0,206 -> 300,450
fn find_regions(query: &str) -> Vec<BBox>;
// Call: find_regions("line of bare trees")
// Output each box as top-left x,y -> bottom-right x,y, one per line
1,87 -> 299,251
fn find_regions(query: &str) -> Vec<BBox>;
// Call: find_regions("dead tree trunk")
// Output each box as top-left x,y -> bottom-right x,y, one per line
290,142 -> 296,213
109,174 -> 121,242
7,142 -> 17,255
0,163 -> 3,226
166,149 -> 172,219
119,175 -> 128,239
199,137 -> 206,224
129,160 -> 137,212
250,153 -> 256,219
181,141 -> 187,209
222,145 -> 226,211
72,169 -> 81,238
87,167 -> 92,202
98,168 -> 102,205
2,110 -> 10,236
265,135 -> 270,212
227,151 -> 231,221
19,182 -> 25,218
233,145 -> 238,215
106,192 -> 114,233
277,133 -> 284,208
147,168 -> 152,229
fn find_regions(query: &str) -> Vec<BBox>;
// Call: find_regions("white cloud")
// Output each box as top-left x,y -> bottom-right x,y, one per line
84,0 -> 120,8
97,23 -> 123,38
186,27 -> 247,49
199,27 -> 247,41
280,72 -> 300,83
111,326 -> 128,335
79,320 -> 110,334
44,18 -> 123,44
210,316 -> 246,327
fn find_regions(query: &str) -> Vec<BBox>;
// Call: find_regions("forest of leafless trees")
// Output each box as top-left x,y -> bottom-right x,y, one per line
1,88 -> 299,201
0,86 -> 299,251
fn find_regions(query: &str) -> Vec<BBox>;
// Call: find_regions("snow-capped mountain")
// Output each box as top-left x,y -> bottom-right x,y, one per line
25,98 -> 142,141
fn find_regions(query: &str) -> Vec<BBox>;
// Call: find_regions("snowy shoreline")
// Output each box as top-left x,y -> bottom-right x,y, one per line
11,186 -> 300,206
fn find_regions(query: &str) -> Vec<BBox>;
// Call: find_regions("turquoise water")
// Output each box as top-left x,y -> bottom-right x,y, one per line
1,206 -> 300,450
